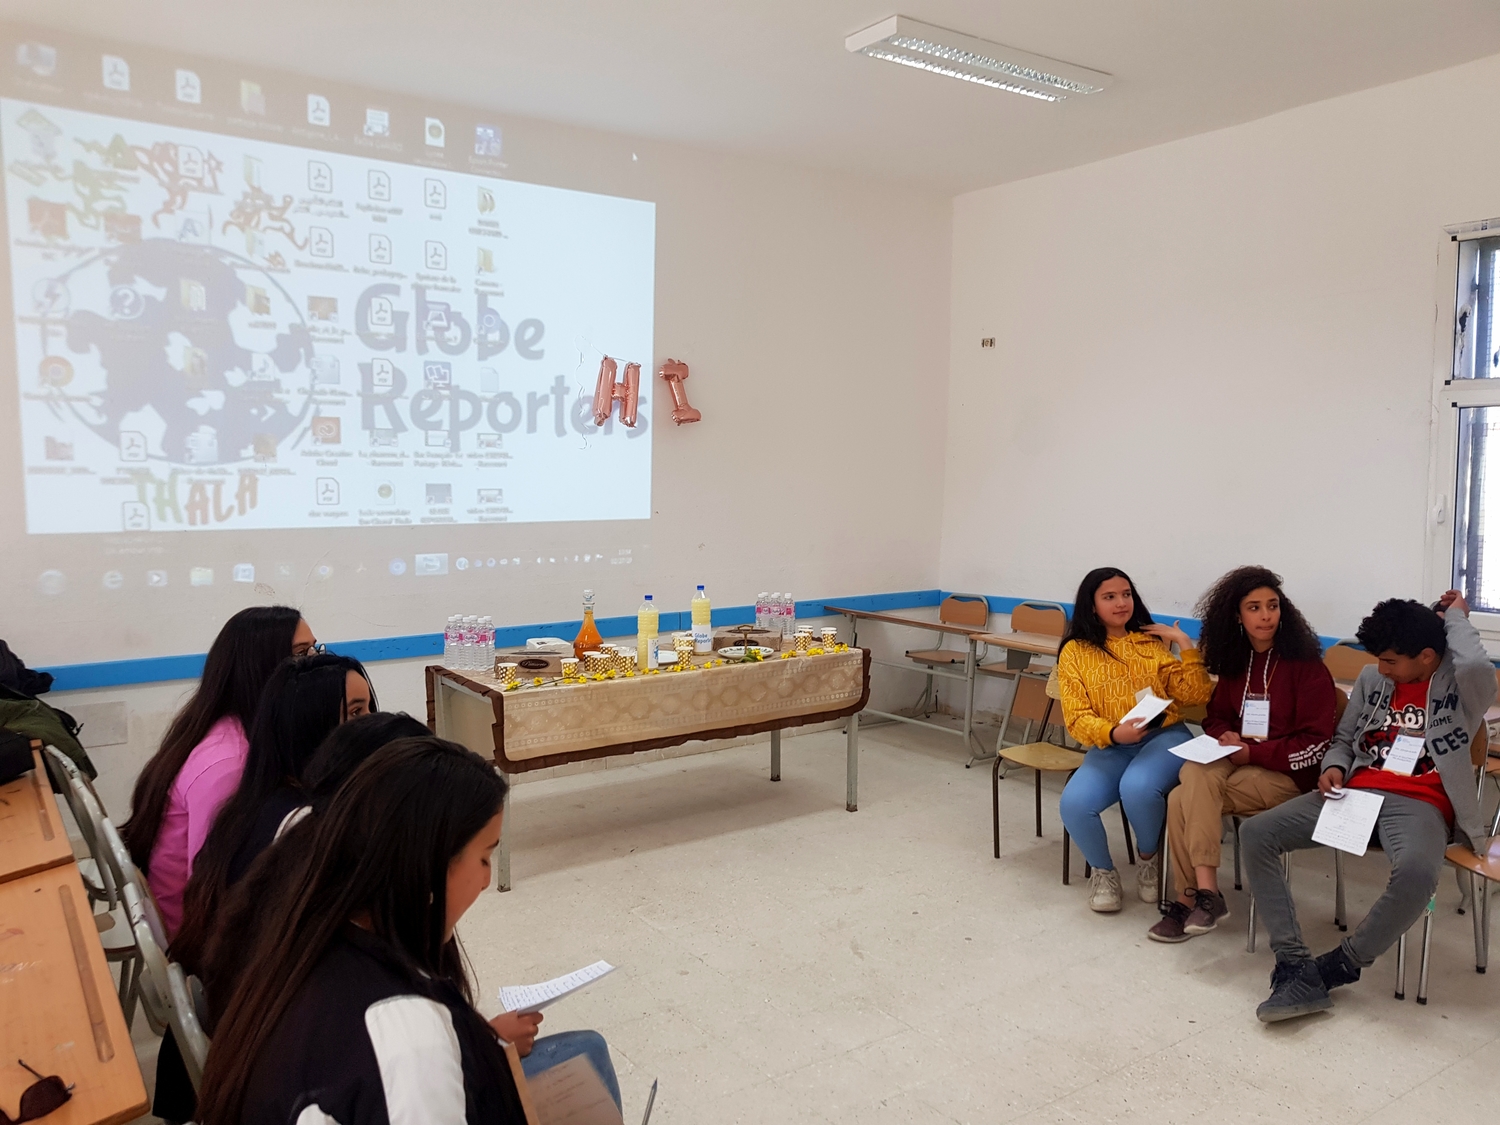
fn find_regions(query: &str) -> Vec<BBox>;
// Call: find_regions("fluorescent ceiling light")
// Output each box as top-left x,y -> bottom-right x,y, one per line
846,16 -> 1112,103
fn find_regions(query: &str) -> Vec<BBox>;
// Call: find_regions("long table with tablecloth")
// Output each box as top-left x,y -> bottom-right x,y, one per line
426,648 -> 871,889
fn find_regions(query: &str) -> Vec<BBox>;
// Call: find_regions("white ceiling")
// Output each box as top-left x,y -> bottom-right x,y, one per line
12,1 -> 1500,194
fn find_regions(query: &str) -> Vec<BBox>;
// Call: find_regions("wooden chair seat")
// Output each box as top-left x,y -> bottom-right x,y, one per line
905,648 -> 967,665
1446,839 -> 1500,881
1000,742 -> 1085,774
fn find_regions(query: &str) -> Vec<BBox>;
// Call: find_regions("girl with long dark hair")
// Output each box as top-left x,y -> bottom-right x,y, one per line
171,652 -> 374,975
1147,566 -> 1335,943
1056,567 -> 1212,914
197,738 -> 620,1125
120,605 -> 314,935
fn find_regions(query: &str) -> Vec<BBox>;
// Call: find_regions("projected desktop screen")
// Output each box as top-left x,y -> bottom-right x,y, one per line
4,58 -> 653,534
0,23 -> 658,659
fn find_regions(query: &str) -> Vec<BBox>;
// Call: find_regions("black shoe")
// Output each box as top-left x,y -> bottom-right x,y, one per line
1314,944 -> 1362,989
1256,958 -> 1332,1023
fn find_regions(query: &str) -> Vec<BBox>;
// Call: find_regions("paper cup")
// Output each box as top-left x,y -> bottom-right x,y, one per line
561,658 -> 579,678
496,662 -> 518,685
820,628 -> 839,648
583,651 -> 607,675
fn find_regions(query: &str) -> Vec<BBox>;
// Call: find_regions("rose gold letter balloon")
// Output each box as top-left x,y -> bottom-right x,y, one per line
592,355 -> 640,427
658,359 -> 702,425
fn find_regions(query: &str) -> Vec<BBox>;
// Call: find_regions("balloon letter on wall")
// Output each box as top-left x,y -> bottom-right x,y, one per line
658,359 -> 701,425
592,356 -> 640,427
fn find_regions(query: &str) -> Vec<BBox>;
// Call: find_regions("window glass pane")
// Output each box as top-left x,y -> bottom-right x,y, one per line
1453,406 -> 1500,609
1454,237 -> 1500,379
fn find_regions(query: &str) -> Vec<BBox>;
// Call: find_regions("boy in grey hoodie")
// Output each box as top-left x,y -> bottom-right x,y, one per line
1243,591 -> 1495,1022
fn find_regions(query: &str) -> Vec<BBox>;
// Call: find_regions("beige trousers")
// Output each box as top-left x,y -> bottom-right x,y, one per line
1167,759 -> 1300,900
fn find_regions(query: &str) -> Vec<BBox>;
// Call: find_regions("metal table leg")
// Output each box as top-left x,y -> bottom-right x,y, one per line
496,782 -> 512,892
770,728 -> 781,782
846,710 -> 859,812
963,637 -> 986,767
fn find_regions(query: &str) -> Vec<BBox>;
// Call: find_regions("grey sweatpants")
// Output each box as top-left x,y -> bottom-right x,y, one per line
1241,789 -> 1448,966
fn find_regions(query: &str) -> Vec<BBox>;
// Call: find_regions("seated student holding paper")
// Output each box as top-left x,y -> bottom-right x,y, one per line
1057,567 -> 1214,913
1243,592 -> 1496,1022
195,737 -> 621,1125
1148,566 -> 1336,942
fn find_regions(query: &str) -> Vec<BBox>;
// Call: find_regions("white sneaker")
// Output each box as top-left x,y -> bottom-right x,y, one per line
1138,854 -> 1161,903
1088,868 -> 1123,913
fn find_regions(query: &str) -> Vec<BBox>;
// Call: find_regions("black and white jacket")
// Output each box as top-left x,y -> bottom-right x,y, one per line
239,926 -> 527,1125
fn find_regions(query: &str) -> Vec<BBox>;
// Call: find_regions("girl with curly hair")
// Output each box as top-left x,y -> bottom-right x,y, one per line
1148,566 -> 1336,943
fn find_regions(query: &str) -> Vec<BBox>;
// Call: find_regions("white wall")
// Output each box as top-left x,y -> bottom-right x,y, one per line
943,52 -> 1500,638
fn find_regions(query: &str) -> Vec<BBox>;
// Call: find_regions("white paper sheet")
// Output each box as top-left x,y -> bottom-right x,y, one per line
1311,789 -> 1384,856
1119,692 -> 1171,727
1168,734 -> 1240,764
500,960 -> 615,1014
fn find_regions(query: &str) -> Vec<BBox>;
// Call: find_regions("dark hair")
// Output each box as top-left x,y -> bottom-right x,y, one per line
1356,599 -> 1448,661
201,711 -> 431,1014
120,607 -> 302,870
1061,567 -> 1155,656
302,711 -> 430,811
172,652 -> 373,972
1194,566 -> 1323,677
196,737 -> 510,1125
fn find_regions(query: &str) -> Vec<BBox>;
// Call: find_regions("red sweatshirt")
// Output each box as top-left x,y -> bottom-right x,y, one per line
1201,653 -> 1337,793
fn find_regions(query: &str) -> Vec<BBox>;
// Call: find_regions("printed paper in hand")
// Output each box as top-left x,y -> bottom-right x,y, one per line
1312,789 -> 1384,856
500,960 -> 615,1014
1168,734 -> 1240,765
1119,693 -> 1171,727
526,1053 -> 624,1125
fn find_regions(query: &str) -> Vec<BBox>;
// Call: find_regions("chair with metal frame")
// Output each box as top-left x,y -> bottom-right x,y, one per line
1323,639 -> 1376,683
905,594 -> 989,716
978,602 -> 1068,752
992,668 -> 1136,884
41,745 -> 114,905
123,878 -> 211,1088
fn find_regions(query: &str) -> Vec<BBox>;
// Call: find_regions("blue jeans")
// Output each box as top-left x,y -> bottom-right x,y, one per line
1058,723 -> 1193,871
522,1030 -> 621,1111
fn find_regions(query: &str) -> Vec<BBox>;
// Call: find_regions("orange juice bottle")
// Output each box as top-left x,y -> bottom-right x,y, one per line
573,589 -> 602,659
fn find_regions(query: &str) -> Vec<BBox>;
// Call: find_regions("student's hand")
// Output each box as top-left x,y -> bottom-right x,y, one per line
1142,621 -> 1194,650
1317,767 -> 1345,797
490,1010 -> 543,1056
1229,746 -> 1252,766
1436,590 -> 1470,617
1218,732 -> 1246,748
1112,718 -> 1148,745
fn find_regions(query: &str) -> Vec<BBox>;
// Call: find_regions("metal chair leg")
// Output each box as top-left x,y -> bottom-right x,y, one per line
992,753 -> 1002,860
1395,931 -> 1407,1000
1335,849 -> 1347,931
1065,829 -> 1073,886
1247,894 -> 1258,953
1158,821 -> 1169,909
1232,816 -> 1243,891
1418,904 -> 1434,1005
1121,808 -> 1136,866
1034,769 -> 1043,838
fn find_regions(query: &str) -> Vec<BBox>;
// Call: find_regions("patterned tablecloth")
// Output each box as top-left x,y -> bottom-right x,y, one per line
426,649 -> 870,772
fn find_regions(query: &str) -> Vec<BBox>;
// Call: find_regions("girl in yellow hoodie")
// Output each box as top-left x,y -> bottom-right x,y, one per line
1056,567 -> 1212,914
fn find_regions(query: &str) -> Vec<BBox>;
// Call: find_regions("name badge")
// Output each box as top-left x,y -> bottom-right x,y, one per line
1384,733 -> 1425,776
1241,698 -> 1271,740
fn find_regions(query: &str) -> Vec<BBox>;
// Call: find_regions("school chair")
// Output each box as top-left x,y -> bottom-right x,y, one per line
123,880 -> 211,1089
1322,639 -> 1376,684
978,601 -> 1067,751
992,668 -> 1136,884
905,594 -> 988,715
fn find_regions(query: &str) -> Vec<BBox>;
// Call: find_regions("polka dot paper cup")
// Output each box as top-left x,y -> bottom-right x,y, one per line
496,662 -> 518,686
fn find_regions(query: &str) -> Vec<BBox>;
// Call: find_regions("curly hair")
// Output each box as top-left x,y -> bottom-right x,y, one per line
1356,598 -> 1447,659
1194,566 -> 1322,677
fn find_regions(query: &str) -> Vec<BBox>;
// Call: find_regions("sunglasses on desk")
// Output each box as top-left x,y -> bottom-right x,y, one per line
1,1060 -> 72,1124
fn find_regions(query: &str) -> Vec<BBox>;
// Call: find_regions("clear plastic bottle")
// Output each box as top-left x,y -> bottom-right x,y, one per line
479,615 -> 495,673
756,592 -> 769,631
691,584 -> 712,654
637,594 -> 659,669
462,614 -> 479,670
782,592 -> 795,639
444,615 -> 460,666
769,593 -> 782,639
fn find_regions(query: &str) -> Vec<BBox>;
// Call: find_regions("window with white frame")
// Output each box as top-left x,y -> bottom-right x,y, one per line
1448,235 -> 1500,615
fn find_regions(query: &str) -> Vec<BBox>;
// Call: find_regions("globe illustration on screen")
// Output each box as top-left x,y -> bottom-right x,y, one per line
38,238 -> 315,466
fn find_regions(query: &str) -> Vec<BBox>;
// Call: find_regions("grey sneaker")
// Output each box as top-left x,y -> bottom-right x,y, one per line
1183,889 -> 1230,935
1088,868 -> 1123,913
1137,853 -> 1161,903
1256,958 -> 1332,1023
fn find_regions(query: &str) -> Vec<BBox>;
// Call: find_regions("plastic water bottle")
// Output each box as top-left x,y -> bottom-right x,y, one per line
637,594 -> 659,669
782,593 -> 795,640
691,584 -> 712,654
756,592 -> 769,631
478,615 -> 495,672
444,615 -> 460,665
769,593 -> 781,636
462,614 -> 479,670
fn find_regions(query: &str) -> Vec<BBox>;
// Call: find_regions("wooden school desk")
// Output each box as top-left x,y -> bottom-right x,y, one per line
0,864 -> 149,1125
826,606 -> 995,763
0,748 -> 75,884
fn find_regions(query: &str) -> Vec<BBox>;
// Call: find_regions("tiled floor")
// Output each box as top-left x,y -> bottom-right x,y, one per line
130,721 -> 1497,1122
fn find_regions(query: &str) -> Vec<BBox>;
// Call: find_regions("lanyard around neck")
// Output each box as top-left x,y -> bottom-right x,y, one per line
1240,649 -> 1277,715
